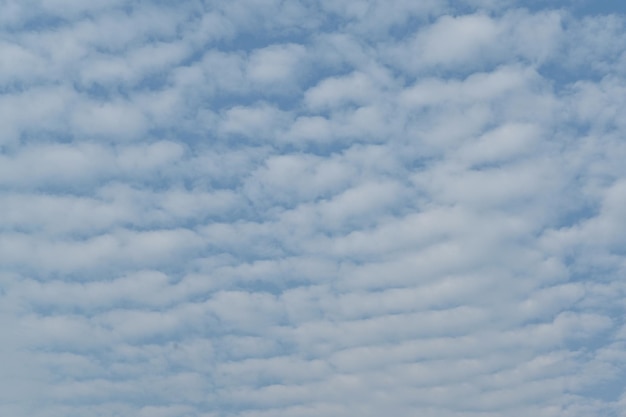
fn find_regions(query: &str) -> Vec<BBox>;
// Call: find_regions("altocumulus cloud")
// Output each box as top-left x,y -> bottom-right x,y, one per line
1,0 -> 626,416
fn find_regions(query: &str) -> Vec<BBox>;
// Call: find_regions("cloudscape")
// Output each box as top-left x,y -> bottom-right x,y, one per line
1,1 -> 626,416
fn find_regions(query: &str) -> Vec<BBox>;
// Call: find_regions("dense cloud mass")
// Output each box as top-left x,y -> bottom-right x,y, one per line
1,0 -> 626,416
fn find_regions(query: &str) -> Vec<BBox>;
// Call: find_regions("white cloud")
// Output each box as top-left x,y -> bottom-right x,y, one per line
418,13 -> 501,67
247,43 -> 307,90
1,1 -> 626,417
219,103 -> 291,141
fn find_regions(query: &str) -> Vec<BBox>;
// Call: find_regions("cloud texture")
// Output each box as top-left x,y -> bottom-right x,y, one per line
1,1 -> 626,416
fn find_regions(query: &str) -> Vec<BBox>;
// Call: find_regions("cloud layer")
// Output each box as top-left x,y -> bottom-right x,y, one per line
1,1 -> 626,416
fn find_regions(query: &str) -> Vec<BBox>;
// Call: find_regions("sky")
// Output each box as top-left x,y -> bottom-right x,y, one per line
0,0 -> 625,416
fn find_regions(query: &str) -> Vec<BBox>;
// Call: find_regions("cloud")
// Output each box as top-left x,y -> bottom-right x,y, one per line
1,1 -> 626,417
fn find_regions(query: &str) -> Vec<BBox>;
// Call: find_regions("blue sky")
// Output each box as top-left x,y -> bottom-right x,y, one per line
1,1 -> 626,416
